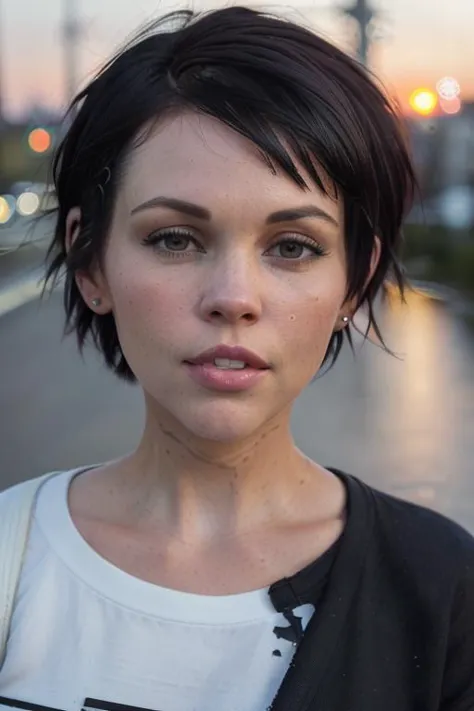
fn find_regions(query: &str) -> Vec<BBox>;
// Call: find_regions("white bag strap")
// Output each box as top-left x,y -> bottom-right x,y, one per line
0,473 -> 56,668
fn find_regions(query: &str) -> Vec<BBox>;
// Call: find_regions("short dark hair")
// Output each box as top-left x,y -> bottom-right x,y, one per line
44,6 -> 416,382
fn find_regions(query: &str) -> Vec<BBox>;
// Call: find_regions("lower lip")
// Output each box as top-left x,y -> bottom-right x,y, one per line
184,362 -> 268,392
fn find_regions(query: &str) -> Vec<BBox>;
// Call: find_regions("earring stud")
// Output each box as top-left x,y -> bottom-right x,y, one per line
342,316 -> 349,324
91,298 -> 102,307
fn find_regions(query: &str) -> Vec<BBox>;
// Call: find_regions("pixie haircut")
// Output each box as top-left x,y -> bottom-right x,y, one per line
45,6 -> 416,382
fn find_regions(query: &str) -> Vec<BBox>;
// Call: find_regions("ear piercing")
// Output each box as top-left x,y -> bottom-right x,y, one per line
91,298 -> 102,307
342,316 -> 349,324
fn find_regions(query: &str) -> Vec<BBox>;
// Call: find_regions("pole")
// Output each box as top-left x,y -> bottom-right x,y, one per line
62,0 -> 81,108
342,0 -> 374,66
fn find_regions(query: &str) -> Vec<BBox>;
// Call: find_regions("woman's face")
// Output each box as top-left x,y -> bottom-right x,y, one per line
85,112 -> 349,442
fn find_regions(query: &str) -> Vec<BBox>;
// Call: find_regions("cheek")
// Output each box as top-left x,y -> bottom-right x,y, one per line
287,301 -> 338,363
277,275 -> 346,374
104,252 -> 189,353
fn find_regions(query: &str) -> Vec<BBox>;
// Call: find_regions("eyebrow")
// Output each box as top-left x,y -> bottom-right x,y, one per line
266,206 -> 338,226
130,197 -> 211,220
130,196 -> 338,226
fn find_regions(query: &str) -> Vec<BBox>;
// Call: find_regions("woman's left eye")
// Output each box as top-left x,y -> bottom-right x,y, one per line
266,238 -> 327,260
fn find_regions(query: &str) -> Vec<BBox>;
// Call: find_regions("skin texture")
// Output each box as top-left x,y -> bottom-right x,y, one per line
67,112 -> 378,594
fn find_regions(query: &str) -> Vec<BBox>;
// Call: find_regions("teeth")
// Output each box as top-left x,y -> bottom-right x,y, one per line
214,358 -> 247,370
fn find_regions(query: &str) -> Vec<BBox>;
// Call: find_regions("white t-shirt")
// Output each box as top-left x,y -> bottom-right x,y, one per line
0,470 -> 315,711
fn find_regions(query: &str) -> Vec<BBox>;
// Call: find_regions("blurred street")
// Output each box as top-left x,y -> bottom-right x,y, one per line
0,214 -> 53,255
1,238 -> 474,532
0,215 -> 55,321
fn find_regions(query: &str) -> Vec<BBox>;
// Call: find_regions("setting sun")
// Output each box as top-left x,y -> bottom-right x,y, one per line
409,88 -> 438,116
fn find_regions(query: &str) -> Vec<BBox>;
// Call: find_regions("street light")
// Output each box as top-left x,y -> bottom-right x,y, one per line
27,128 -> 52,154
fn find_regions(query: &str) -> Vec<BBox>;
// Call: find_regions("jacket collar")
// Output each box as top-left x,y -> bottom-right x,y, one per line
268,471 -> 375,711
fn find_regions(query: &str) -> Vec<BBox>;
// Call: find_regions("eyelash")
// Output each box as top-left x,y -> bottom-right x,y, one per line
142,228 -> 204,257
141,228 -> 329,261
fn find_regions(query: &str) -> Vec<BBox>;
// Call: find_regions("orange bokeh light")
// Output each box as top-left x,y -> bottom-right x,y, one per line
28,128 -> 52,153
409,88 -> 438,116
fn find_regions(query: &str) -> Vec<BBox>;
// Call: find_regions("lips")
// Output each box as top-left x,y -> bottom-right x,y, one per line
186,345 -> 270,370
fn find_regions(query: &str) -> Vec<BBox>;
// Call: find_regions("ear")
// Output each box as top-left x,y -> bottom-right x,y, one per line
337,236 -> 382,329
65,207 -> 112,315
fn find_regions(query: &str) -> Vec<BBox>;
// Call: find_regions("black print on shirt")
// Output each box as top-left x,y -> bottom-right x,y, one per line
273,610 -> 304,645
0,697 -> 61,711
0,697 -> 162,711
84,699 -> 161,711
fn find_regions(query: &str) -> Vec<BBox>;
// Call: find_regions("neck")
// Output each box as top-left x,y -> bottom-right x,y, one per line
115,400 -> 317,543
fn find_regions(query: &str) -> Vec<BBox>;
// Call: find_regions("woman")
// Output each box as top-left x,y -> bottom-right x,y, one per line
0,6 -> 473,710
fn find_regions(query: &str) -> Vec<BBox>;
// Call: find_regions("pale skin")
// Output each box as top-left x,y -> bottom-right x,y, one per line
66,111 -> 380,595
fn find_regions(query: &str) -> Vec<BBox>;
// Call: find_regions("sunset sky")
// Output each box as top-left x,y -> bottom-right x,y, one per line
2,0 -> 473,117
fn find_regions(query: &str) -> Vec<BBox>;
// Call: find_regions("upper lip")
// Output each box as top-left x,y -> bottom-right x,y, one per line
186,345 -> 270,369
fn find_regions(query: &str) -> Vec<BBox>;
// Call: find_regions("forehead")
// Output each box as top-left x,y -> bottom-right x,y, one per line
120,112 -> 340,220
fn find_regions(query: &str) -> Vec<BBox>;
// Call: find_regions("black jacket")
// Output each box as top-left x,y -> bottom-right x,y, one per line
267,470 -> 474,711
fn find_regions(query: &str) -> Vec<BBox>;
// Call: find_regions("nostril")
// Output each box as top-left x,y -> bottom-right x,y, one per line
206,308 -> 258,323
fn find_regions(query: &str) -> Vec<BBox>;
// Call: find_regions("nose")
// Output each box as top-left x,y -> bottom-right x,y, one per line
198,252 -> 262,326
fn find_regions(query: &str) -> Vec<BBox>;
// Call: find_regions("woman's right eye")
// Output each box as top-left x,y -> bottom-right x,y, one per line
142,229 -> 202,256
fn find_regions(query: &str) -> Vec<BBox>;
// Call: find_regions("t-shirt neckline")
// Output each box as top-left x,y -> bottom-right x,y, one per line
34,465 -> 349,624
35,466 -> 281,624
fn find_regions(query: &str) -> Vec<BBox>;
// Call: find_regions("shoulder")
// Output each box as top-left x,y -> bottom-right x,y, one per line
336,470 -> 474,592
0,472 -> 57,497
367,481 -> 474,566
0,470 -> 78,514
337,470 -> 474,559
0,474 -> 50,507
350,475 -> 474,606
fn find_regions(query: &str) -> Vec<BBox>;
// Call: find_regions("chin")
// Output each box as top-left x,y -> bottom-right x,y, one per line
171,400 -> 272,443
